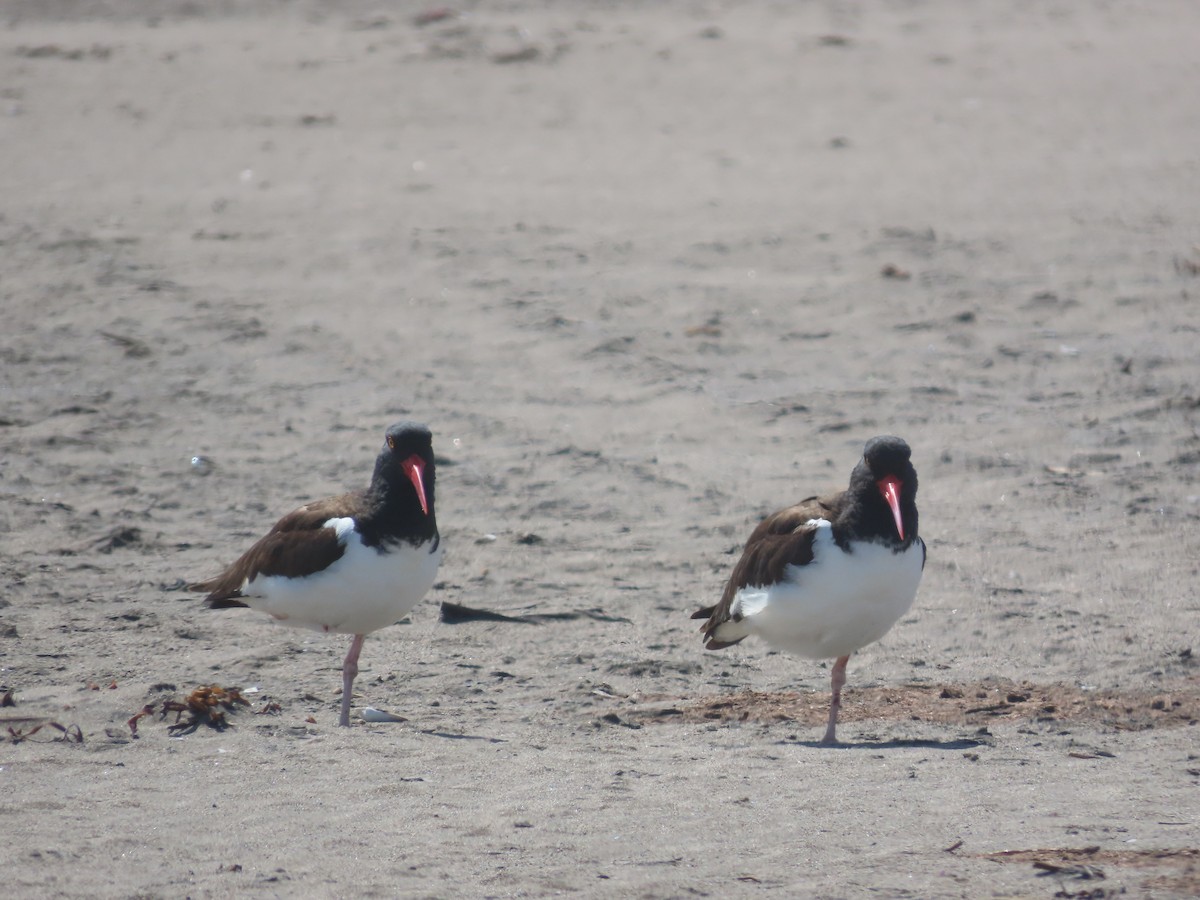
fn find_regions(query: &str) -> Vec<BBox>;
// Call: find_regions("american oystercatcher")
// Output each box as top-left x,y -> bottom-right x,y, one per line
190,421 -> 443,727
692,435 -> 925,744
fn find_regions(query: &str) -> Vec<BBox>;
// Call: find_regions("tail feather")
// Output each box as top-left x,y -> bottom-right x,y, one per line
188,578 -> 249,609
692,603 -> 748,651
204,596 -> 249,609
704,635 -> 747,651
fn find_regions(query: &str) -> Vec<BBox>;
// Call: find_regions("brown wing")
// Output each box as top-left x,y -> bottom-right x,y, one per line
692,492 -> 843,648
189,494 -> 365,605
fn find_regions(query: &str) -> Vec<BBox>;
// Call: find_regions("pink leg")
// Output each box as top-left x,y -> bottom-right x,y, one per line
340,634 -> 366,727
820,655 -> 850,745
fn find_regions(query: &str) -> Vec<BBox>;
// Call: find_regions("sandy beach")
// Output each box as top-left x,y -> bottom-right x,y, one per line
3,2 -> 1199,896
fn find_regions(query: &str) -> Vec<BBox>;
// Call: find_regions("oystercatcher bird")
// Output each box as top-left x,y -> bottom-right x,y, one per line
692,436 -> 925,744
190,422 -> 442,727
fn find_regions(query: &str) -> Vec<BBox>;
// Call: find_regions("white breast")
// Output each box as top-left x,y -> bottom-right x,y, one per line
730,520 -> 923,659
240,518 -> 443,635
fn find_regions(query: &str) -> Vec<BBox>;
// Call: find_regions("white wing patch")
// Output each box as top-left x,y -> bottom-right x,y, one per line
730,587 -> 769,620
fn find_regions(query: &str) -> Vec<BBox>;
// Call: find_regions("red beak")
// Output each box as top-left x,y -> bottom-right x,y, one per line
402,455 -> 430,516
877,475 -> 904,540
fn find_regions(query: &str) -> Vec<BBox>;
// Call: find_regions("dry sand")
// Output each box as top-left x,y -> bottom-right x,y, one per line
3,1 -> 1199,897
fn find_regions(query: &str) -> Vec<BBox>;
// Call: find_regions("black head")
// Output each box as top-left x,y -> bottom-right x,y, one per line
383,421 -> 434,460
374,421 -> 437,520
861,436 -> 915,482
845,435 -> 918,544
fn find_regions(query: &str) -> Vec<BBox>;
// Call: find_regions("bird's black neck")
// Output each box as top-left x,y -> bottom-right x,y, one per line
832,468 -> 918,552
360,464 -> 438,548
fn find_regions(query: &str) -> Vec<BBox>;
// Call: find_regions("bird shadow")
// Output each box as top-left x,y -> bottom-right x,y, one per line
419,728 -> 508,744
776,735 -> 987,751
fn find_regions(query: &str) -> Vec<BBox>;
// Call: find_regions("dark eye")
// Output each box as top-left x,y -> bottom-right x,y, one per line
387,435 -> 395,450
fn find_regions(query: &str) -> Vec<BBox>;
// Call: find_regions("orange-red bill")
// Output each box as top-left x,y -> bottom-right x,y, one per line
402,455 -> 430,516
877,475 -> 904,540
